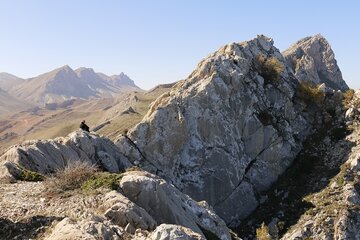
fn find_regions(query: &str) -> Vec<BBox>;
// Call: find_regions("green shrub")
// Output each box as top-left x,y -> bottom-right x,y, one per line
256,222 -> 271,240
17,165 -> 45,182
44,161 -> 97,194
298,81 -> 325,106
81,172 -> 123,194
256,55 -> 284,85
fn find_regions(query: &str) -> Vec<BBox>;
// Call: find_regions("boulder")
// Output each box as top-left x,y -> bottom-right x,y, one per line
102,190 -> 157,231
148,224 -> 205,240
45,217 -> 123,240
120,171 -> 231,239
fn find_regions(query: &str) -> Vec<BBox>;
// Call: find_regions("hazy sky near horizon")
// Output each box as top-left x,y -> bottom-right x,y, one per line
0,0 -> 359,90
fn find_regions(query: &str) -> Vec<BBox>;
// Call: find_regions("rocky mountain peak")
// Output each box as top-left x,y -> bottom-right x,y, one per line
283,34 -> 348,91
75,67 -> 97,78
110,72 -> 138,88
115,35 -> 316,226
52,65 -> 77,79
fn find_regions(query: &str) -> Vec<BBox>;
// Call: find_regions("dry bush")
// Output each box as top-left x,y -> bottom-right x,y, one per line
342,89 -> 355,108
298,81 -> 325,106
44,161 -> 97,195
256,55 -> 284,85
256,222 -> 271,240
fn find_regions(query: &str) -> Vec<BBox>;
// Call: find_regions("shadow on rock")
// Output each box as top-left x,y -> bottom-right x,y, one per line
235,123 -> 354,239
0,215 -> 63,240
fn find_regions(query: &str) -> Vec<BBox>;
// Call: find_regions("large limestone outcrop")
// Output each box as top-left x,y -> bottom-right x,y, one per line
0,130 -> 132,181
116,35 -> 317,226
283,34 -> 348,91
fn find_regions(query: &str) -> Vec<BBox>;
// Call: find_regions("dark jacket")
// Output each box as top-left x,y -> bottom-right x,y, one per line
80,122 -> 90,132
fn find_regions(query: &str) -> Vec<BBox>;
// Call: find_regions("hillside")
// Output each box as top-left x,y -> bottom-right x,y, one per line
0,85 -> 172,154
0,88 -> 30,116
0,72 -> 24,91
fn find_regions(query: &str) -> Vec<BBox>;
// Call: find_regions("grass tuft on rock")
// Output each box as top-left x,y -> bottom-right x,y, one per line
81,172 -> 123,194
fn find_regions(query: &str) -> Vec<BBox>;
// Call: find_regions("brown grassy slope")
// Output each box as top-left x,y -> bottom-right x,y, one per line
0,84 -> 173,154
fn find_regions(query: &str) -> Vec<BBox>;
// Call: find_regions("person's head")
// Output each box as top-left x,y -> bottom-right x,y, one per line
81,120 -> 85,124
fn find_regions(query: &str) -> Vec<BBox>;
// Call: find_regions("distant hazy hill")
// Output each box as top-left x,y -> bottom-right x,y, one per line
0,88 -> 30,115
6,66 -> 140,105
0,72 -> 24,91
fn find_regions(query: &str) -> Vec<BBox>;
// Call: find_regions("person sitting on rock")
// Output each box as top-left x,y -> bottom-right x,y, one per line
80,120 -> 90,132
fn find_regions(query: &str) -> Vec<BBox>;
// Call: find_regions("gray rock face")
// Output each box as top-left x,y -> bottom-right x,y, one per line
0,130 -> 132,180
283,34 -> 348,91
116,35 -> 314,226
120,171 -> 231,239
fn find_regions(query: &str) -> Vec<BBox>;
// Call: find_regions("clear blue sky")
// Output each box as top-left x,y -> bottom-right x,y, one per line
0,0 -> 359,90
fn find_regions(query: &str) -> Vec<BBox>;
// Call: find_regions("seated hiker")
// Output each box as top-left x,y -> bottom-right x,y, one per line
80,120 -> 90,132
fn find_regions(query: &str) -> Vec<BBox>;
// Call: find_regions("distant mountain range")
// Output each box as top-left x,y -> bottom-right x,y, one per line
0,66 -> 140,106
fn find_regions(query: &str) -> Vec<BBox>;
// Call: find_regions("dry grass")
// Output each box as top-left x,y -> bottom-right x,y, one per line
44,161 -> 97,195
256,54 -> 284,85
256,222 -> 271,240
298,81 -> 325,106
342,89 -> 355,108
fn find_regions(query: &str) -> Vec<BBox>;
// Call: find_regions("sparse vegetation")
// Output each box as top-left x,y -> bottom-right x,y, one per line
17,164 -> 45,182
298,81 -> 325,106
256,222 -> 271,240
126,166 -> 142,172
256,55 -> 284,85
81,172 -> 123,194
44,161 -> 97,195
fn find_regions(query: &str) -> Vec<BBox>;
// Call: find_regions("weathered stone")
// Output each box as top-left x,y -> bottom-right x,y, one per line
102,190 -> 157,231
149,224 -> 205,240
120,171 -> 231,239
45,217 -> 123,240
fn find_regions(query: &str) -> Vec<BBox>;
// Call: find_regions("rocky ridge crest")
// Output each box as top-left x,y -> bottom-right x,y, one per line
283,34 -> 348,91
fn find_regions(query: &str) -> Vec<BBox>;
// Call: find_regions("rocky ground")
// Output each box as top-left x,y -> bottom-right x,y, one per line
0,170 -> 231,240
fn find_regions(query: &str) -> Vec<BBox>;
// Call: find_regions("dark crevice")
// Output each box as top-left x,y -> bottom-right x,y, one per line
233,119 -> 353,239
